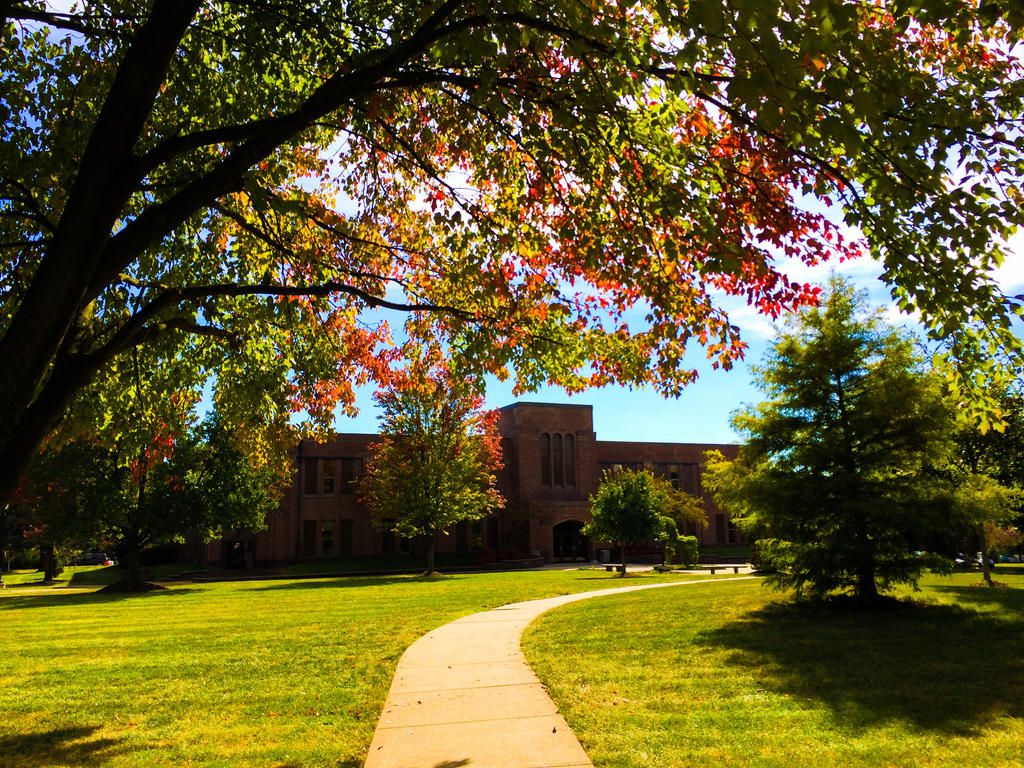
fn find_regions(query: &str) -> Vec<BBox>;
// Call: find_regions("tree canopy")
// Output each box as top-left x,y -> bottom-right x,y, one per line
3,1 -> 1023,507
358,362 -> 503,573
704,277 -> 954,603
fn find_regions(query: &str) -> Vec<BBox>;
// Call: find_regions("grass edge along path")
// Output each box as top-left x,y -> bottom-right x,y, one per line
521,572 -> 1024,768
0,568 -> 714,768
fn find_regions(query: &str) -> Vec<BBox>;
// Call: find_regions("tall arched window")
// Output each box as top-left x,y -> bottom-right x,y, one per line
553,434 -> 564,486
540,433 -> 552,486
564,434 -> 575,488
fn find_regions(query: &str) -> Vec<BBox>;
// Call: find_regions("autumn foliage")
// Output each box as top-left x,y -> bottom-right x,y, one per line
1,1 -> 1022,507
358,361 -> 503,572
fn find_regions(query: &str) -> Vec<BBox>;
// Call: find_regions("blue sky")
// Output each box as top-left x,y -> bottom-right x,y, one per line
333,236 -> 1024,444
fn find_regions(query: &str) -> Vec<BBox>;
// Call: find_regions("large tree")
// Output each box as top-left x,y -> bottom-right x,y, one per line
358,362 -> 503,573
704,278 -> 954,604
2,1 -> 1023,509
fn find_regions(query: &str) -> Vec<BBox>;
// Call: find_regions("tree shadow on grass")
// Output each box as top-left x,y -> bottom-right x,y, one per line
931,583 -> 1024,612
696,595 -> 1024,736
251,574 -> 462,592
0,588 -> 201,611
0,726 -> 123,768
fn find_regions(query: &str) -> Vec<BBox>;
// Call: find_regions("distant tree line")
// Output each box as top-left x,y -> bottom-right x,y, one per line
2,412 -> 285,588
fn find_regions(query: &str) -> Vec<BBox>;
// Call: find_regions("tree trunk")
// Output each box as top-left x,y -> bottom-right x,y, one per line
120,529 -> 143,587
979,522 -> 993,587
618,543 -> 626,577
243,539 -> 255,571
41,541 -> 58,583
0,0 -> 206,513
120,454 -> 148,588
856,562 -> 879,604
0,505 -> 8,574
852,499 -> 877,603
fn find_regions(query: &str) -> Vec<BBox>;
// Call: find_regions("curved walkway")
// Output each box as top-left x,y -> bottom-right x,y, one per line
364,574 -> 757,768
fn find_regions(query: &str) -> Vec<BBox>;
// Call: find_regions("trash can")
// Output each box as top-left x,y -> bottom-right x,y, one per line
598,549 -> 611,564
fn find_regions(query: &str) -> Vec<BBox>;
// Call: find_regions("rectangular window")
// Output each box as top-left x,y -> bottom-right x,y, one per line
321,519 -> 335,556
715,513 -> 727,544
553,434 -> 564,487
322,459 -> 336,496
727,518 -> 738,544
338,519 -> 353,556
682,463 -> 698,495
656,463 -> 680,489
564,435 -> 575,488
600,461 -> 641,477
303,458 -> 318,496
339,458 -> 360,494
302,519 -> 317,557
540,434 -> 552,486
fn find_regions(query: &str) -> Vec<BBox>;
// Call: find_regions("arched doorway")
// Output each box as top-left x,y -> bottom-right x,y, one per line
552,520 -> 589,562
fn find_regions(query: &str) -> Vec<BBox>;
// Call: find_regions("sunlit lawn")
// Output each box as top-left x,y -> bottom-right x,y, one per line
522,569 -> 1024,768
285,553 -> 478,575
0,567 -> 702,768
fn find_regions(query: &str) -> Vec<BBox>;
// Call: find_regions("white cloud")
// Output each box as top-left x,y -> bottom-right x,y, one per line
995,231 -> 1024,293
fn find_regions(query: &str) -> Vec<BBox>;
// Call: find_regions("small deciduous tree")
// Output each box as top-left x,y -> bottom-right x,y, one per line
704,278 -> 954,605
585,469 -> 672,577
947,381 -> 1024,585
949,472 -> 1022,586
358,364 -> 503,574
659,483 -> 709,536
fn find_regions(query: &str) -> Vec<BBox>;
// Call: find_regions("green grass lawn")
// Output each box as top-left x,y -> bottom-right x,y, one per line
522,570 -> 1024,768
0,567 -> 702,768
284,552 -> 478,575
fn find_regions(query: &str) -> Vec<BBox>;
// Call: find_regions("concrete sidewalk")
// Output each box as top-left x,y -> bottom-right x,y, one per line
363,575 -> 757,768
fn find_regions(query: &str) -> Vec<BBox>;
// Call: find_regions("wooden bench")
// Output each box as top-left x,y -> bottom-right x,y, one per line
604,564 -> 623,571
705,565 -> 743,575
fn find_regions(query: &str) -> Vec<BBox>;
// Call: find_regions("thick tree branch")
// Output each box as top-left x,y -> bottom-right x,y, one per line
86,2 -> 483,300
82,280 -> 477,377
0,0 -> 203,454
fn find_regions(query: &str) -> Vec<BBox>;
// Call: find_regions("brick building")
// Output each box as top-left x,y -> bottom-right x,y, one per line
195,401 -> 740,566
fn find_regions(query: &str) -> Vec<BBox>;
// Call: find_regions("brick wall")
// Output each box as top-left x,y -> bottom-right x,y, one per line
195,402 -> 742,566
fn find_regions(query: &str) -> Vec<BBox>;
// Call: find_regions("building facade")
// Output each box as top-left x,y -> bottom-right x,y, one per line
196,402 -> 740,566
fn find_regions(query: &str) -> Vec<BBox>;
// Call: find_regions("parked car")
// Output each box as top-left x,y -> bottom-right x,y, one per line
78,552 -> 115,566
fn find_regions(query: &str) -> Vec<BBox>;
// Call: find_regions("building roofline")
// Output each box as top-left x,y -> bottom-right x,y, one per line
596,439 -> 739,450
499,401 -> 593,412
